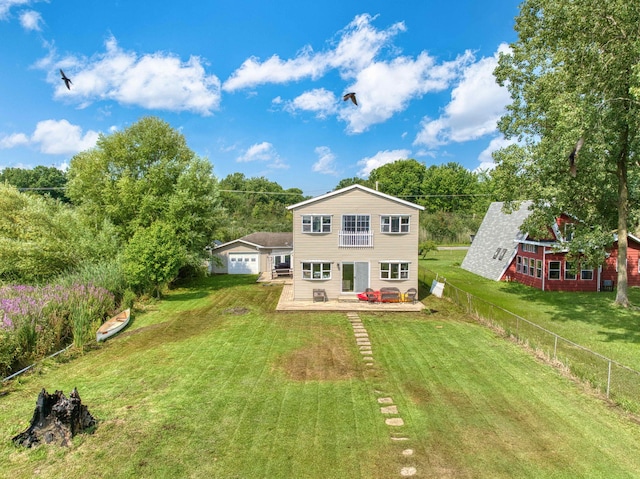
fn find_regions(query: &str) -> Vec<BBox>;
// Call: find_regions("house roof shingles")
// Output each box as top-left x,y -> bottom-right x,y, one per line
239,232 -> 293,248
461,201 -> 533,281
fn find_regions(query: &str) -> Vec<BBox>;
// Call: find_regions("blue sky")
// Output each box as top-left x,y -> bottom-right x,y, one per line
0,0 -> 521,196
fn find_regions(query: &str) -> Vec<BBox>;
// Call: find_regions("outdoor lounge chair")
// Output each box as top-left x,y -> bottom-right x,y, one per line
405,287 -> 417,303
380,287 -> 401,302
313,289 -> 328,302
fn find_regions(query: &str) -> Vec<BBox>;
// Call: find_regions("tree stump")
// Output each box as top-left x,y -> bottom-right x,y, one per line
12,388 -> 96,447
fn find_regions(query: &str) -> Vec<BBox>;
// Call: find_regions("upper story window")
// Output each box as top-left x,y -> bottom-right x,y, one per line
380,215 -> 409,233
302,215 -> 331,233
343,214 -> 370,232
522,243 -> 537,253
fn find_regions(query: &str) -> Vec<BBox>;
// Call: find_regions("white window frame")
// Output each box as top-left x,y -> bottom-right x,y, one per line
536,260 -> 542,278
380,215 -> 410,233
302,215 -> 331,233
522,243 -> 537,253
529,258 -> 536,277
301,262 -> 331,280
581,267 -> 594,280
380,261 -> 409,280
516,256 -> 522,272
565,261 -> 577,280
548,261 -> 561,280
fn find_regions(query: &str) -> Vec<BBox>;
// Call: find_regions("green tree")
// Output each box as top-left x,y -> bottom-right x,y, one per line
0,184 -> 116,282
0,166 -> 68,202
66,116 -> 220,257
121,221 -> 186,297
368,159 -> 426,201
333,177 -> 371,190
494,0 -> 640,306
421,162 -> 480,213
218,173 -> 306,240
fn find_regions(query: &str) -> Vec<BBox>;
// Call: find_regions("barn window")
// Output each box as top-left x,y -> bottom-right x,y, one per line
548,261 -> 561,279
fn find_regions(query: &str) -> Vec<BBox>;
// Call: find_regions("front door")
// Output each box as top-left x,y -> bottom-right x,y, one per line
342,262 -> 369,292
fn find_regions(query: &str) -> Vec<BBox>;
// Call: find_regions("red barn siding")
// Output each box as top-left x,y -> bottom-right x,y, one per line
501,238 -> 640,292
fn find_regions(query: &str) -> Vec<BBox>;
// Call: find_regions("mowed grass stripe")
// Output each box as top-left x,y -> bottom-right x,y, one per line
367,308 -> 640,478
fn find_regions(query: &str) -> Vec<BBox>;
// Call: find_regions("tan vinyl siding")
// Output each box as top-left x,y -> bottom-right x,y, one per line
291,188 -> 421,300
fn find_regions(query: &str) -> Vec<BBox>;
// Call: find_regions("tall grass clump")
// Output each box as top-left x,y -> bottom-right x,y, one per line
0,283 -> 114,377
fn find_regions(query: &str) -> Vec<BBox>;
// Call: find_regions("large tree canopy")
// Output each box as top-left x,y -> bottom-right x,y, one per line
0,166 -> 68,202
494,0 -> 640,306
66,116 -> 220,255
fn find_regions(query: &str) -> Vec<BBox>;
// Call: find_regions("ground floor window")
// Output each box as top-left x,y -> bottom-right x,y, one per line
565,261 -> 576,280
581,267 -> 594,280
548,261 -> 561,279
302,262 -> 331,280
536,260 -> 542,278
529,258 -> 535,277
516,256 -> 522,272
380,262 -> 409,280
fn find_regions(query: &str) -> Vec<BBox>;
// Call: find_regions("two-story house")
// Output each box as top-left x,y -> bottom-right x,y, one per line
286,184 -> 425,300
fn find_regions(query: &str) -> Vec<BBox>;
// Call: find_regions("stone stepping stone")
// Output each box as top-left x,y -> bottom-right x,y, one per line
356,340 -> 371,345
354,332 -> 369,337
363,356 -> 374,361
402,449 -> 414,456
386,418 -> 404,426
360,349 -> 372,354
377,397 -> 394,404
380,405 -> 398,414
391,436 -> 409,441
359,345 -> 371,350
400,466 -> 417,476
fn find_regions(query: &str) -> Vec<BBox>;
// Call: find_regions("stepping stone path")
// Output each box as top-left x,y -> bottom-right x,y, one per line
347,313 -> 417,477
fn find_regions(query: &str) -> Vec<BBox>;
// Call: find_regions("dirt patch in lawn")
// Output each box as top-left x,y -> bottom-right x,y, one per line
280,335 -> 360,381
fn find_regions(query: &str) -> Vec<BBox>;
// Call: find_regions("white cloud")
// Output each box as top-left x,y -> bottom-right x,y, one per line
222,14 -> 404,93
0,120 -> 100,155
283,88 -> 338,118
0,132 -> 29,148
31,119 -> 99,154
237,141 -> 288,169
40,36 -> 221,115
341,51 -> 473,133
312,146 -> 338,175
475,135 -> 516,172
0,0 -> 30,19
414,44 -> 512,148
357,149 -> 411,177
19,9 -> 41,31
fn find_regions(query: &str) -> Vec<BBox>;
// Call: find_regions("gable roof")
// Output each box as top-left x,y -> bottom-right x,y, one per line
461,201 -> 533,281
213,232 -> 293,251
286,184 -> 425,211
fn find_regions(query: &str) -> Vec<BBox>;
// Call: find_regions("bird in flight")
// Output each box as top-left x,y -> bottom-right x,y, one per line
568,137 -> 584,177
343,92 -> 357,106
60,69 -> 72,90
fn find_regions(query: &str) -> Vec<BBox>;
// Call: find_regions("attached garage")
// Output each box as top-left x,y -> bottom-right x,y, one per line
228,253 -> 259,274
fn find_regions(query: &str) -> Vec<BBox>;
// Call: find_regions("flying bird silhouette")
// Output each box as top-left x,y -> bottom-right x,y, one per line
60,69 -> 72,90
568,137 -> 584,177
343,92 -> 357,106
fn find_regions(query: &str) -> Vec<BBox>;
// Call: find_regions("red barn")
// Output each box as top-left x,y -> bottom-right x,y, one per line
462,202 -> 640,292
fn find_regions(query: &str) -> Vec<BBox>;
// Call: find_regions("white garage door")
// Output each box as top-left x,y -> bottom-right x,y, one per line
228,253 -> 259,274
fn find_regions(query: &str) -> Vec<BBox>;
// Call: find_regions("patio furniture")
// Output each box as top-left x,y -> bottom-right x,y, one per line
602,279 -> 614,292
380,287 -> 401,302
405,287 -> 417,303
313,289 -> 328,302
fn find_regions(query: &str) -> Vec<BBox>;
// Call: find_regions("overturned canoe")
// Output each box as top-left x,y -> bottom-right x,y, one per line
96,309 -> 130,342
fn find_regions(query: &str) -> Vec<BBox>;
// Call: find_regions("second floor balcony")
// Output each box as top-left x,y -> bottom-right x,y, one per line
339,230 -> 373,248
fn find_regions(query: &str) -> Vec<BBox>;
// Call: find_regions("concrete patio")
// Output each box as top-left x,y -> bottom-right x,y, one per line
270,280 -> 425,312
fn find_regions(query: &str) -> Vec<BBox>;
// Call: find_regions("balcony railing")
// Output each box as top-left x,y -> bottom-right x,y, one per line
339,230 -> 373,248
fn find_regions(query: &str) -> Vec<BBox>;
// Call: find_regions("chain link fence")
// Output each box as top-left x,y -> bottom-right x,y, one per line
419,266 -> 640,413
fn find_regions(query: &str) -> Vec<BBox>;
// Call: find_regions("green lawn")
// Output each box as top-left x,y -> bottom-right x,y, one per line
421,249 -> 640,371
1,275 -> 640,478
